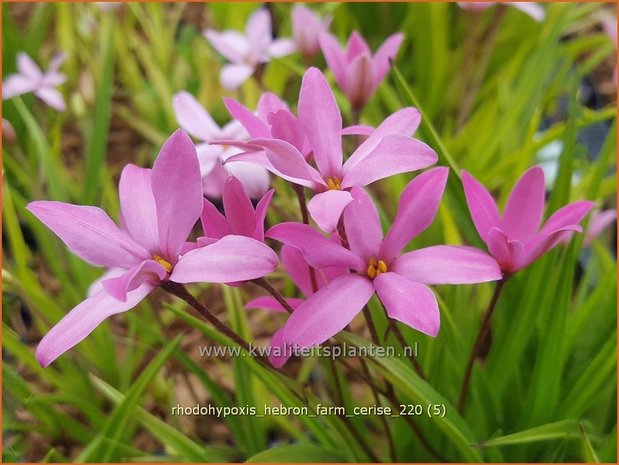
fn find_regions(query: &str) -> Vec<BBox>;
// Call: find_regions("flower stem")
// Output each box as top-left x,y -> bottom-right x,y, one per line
161,281 -> 257,360
250,277 -> 295,314
293,184 -> 319,293
458,278 -> 507,412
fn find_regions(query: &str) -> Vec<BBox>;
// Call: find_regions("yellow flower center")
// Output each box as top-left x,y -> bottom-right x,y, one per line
153,255 -> 173,273
366,257 -> 388,279
326,176 -> 342,190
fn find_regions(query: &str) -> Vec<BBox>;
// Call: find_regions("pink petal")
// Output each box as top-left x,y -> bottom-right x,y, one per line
268,39 -> 296,57
2,75 -> 36,99
34,87 -> 65,111
501,166 -> 546,243
36,283 -> 154,367
344,53 -> 375,108
222,176 -> 256,237
381,167 -> 449,262
268,110 -> 308,156
461,170 -> 501,243
201,161 -> 228,198
392,245 -> 502,284
27,201 -> 148,268
201,199 -> 232,239
224,161 -> 271,198
16,52 -> 42,80
372,32 -> 404,87
522,226 -> 582,269
196,143 -> 222,177
485,227 -> 526,273
41,71 -> 66,87
298,67 -> 343,177
269,327 -> 291,368
118,164 -> 159,254
256,91 -> 289,121
102,260 -> 166,301
48,52 -> 67,74
204,29 -> 248,63
281,244 -> 315,295
252,189 -> 274,241
341,135 -> 438,188
319,32 -> 347,88
223,97 -> 270,137
220,63 -> 255,90
281,274 -> 374,348
586,209 -> 616,245
343,188 -> 382,261
245,296 -> 304,312
151,130 -> 203,260
342,124 -> 374,136
172,92 -> 220,141
508,2 -> 545,21
170,235 -> 278,283
267,222 -> 365,271
245,8 -> 272,54
345,31 -> 371,62
87,268 -> 125,297
307,190 -> 354,233
344,108 -> 422,172
374,272 -> 440,337
252,138 -> 324,187
538,200 -> 595,237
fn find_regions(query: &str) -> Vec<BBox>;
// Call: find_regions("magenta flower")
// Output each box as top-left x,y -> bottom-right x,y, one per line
319,31 -> 403,110
204,8 -> 295,89
462,166 -> 594,274
200,176 -> 274,243
172,91 -> 270,198
292,5 -> 332,61
457,2 -> 545,21
267,168 -> 501,363
3,52 -> 67,111
27,130 -> 278,366
219,67 -> 437,232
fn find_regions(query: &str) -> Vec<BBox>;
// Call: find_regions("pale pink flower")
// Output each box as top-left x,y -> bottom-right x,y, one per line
204,8 -> 296,89
3,52 -> 67,111
292,5 -> 332,61
172,91 -> 271,198
319,31 -> 404,110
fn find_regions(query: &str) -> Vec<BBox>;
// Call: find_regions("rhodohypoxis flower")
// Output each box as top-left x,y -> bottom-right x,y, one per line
28,130 -> 278,367
200,175 -> 274,243
292,5 -> 331,61
172,91 -> 270,197
3,52 -> 67,111
319,31 -> 403,110
204,8 -> 295,89
461,166 -> 594,274
266,168 -> 502,365
457,2 -> 545,21
219,67 -> 438,232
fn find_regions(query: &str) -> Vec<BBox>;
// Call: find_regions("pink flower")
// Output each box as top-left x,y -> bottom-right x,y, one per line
27,130 -> 278,367
462,166 -> 594,274
172,91 -> 270,198
204,8 -> 296,89
200,176 -> 274,243
292,5 -> 331,61
219,67 -> 437,232
319,31 -> 404,110
457,2 -> 545,21
561,208 -> 617,247
3,52 -> 67,111
267,168 -> 502,365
